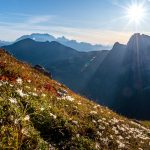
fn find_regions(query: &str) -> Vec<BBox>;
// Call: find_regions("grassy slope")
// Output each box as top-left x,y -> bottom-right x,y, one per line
0,49 -> 150,150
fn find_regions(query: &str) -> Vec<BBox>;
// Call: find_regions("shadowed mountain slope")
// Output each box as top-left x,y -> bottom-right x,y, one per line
84,34 -> 150,120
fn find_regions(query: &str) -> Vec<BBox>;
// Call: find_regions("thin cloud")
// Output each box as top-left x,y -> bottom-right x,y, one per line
27,15 -> 55,24
0,19 -> 131,45
0,13 -> 143,44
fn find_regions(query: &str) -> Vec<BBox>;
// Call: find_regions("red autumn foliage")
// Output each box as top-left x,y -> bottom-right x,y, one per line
0,62 -> 6,69
0,62 -> 17,82
44,83 -> 58,96
0,75 -> 17,82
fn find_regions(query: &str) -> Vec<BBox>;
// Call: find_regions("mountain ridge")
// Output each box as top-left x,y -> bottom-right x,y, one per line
15,33 -> 111,51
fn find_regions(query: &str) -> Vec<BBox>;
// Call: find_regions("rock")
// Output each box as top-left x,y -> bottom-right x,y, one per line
34,65 -> 52,78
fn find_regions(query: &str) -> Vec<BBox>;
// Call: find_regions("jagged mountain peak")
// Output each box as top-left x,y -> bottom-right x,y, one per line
127,33 -> 150,49
112,42 -> 121,48
112,42 -> 126,50
16,33 -> 56,43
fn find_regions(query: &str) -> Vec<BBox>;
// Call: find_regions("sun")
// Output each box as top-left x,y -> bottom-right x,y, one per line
126,3 -> 146,24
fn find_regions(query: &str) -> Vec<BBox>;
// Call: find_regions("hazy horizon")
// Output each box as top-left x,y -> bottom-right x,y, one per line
1,0 -> 150,45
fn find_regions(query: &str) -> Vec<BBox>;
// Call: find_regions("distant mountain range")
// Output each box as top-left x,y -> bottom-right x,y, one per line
0,40 -> 12,47
3,33 -> 150,120
0,33 -> 111,52
15,33 -> 111,51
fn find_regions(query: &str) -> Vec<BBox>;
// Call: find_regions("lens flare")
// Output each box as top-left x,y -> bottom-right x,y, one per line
126,3 -> 146,24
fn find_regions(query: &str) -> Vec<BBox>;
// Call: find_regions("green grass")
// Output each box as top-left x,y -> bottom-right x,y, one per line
141,121 -> 150,128
0,49 -> 150,150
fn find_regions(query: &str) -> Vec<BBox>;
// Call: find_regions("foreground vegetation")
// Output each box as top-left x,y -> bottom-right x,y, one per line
0,49 -> 150,149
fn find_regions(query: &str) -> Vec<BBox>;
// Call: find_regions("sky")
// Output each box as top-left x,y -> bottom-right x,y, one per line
0,0 -> 150,45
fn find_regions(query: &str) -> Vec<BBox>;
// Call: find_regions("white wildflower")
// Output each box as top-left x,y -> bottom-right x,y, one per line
57,89 -> 67,97
73,106 -> 78,109
112,126 -> 119,134
57,97 -> 61,100
78,102 -> 82,105
2,81 -> 8,85
90,111 -> 97,115
101,110 -> 104,113
41,93 -> 46,97
97,131 -> 102,136
40,107 -> 45,111
111,117 -> 119,124
93,105 -> 98,109
65,96 -> 74,101
92,120 -> 97,123
25,86 -> 30,89
117,140 -> 125,148
16,89 -> 28,97
97,119 -> 103,123
21,128 -> 28,136
110,135 -> 113,139
14,119 -> 19,124
72,120 -> 78,125
9,98 -> 17,104
10,115 -> 14,121
49,113 -> 57,119
32,92 -> 38,96
9,84 -> 13,87
119,126 -> 125,132
118,135 -> 124,140
104,122 -> 109,126
24,115 -> 30,121
16,78 -> 23,85
27,80 -> 31,83
102,118 -> 106,121
0,119 -> 3,123
62,95 -> 74,101
56,82 -> 61,86
95,142 -> 100,149
99,125 -> 105,130
76,134 -> 80,138
101,137 -> 108,144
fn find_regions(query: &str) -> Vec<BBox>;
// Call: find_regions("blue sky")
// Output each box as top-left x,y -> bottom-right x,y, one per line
0,0 -> 150,44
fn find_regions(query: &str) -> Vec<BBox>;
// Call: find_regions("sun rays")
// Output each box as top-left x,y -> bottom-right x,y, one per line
109,0 -> 148,33
126,3 -> 146,24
